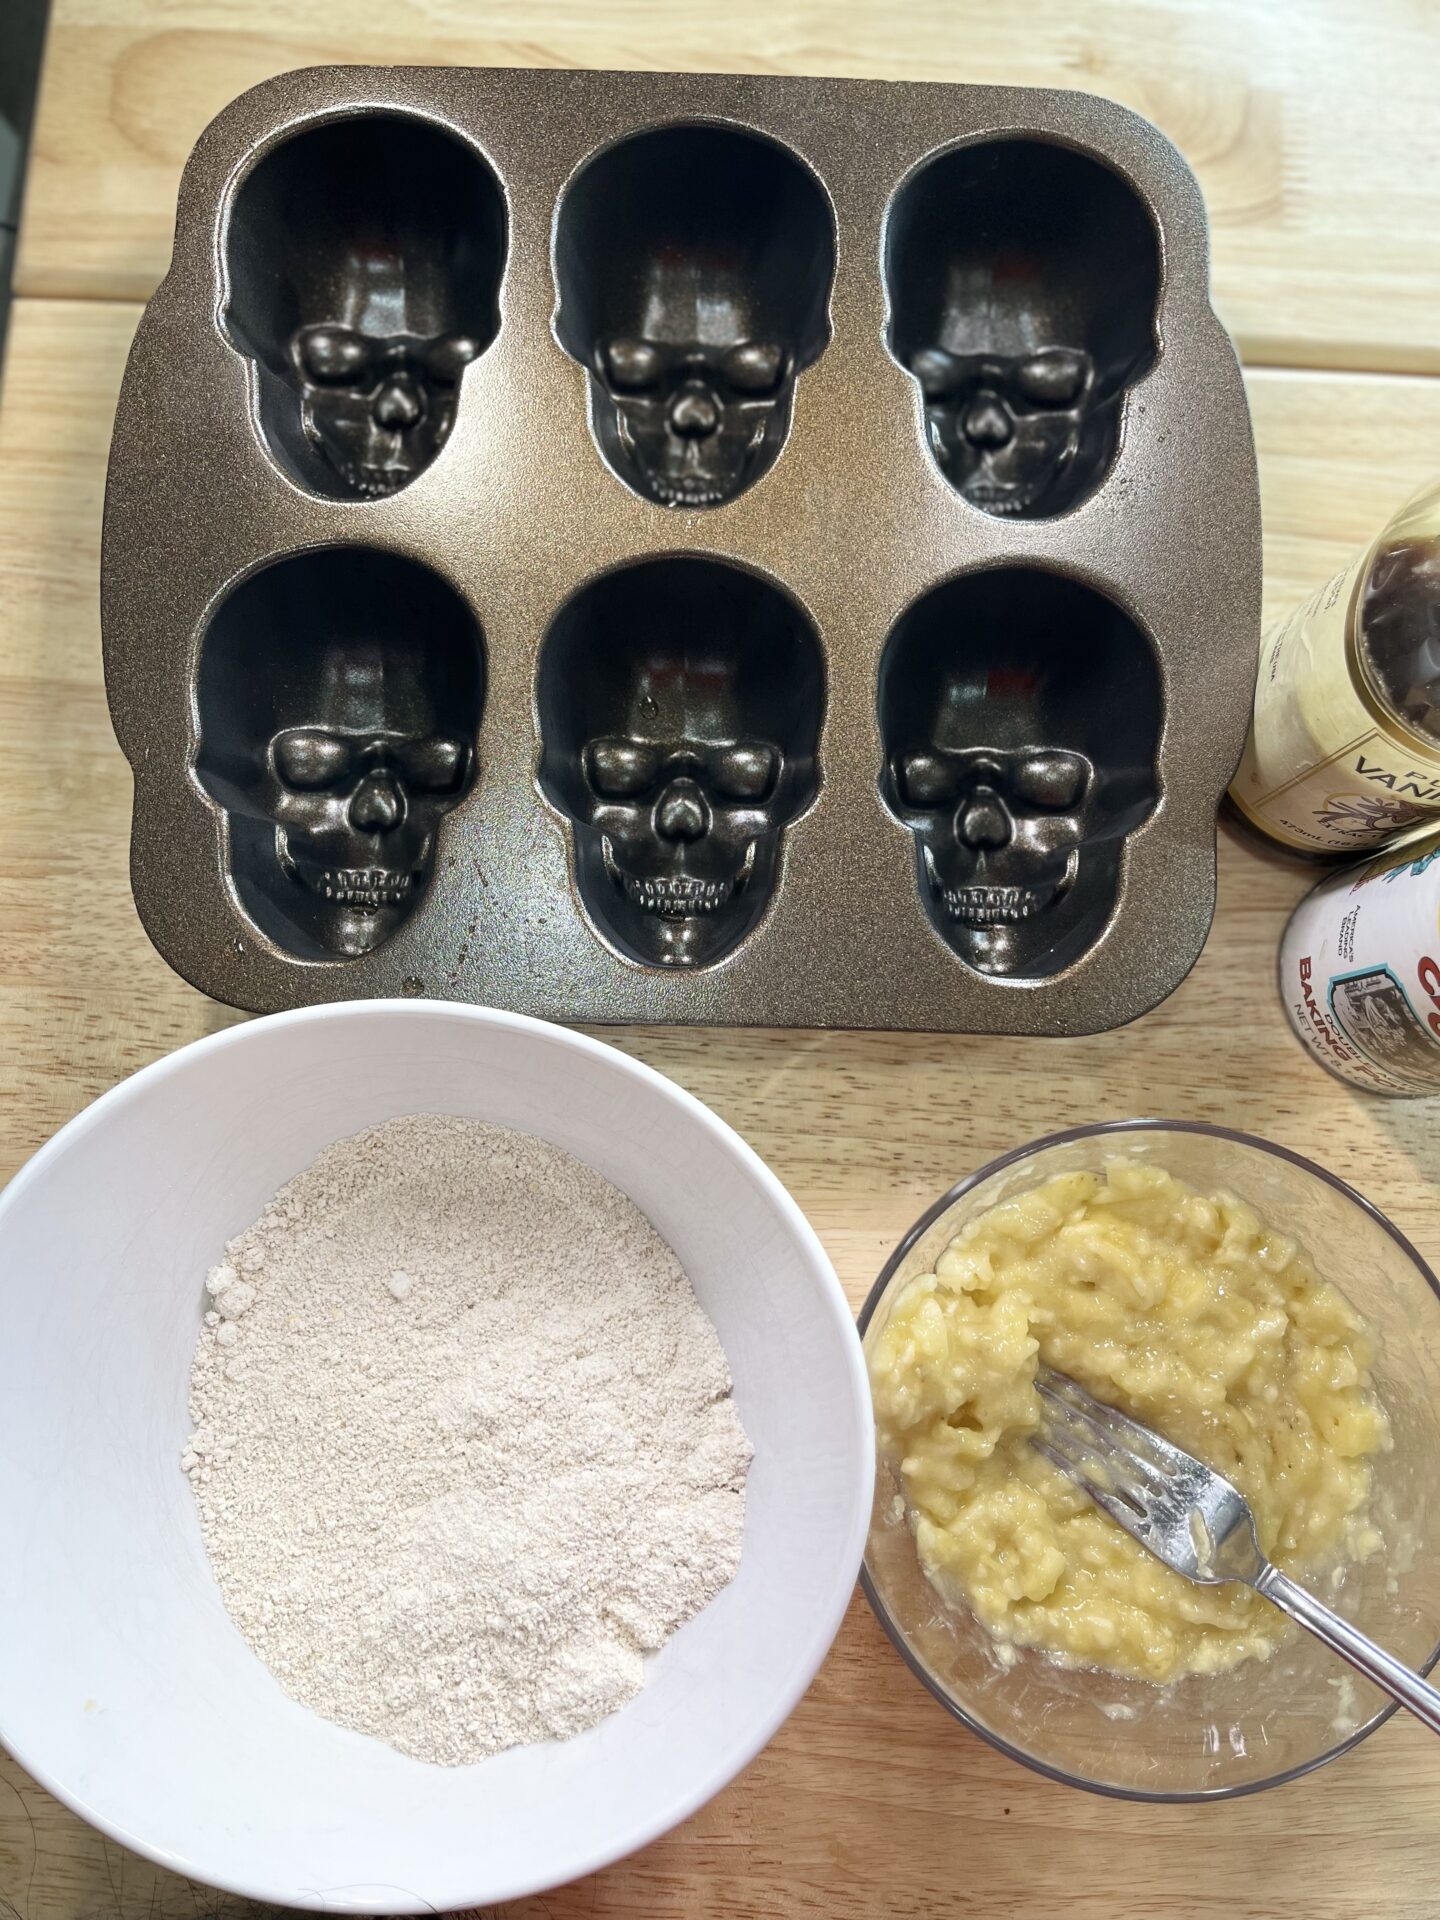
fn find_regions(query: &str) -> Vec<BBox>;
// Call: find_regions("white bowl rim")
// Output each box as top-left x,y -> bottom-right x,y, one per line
0,998 -> 873,1909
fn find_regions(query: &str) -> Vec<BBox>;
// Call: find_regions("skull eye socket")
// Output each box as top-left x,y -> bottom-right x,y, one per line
273,729 -> 354,791
1010,751 -> 1090,809
398,736 -> 470,794
898,749 -> 960,809
603,338 -> 664,392
298,326 -> 371,385
910,347 -> 961,399
711,741 -> 779,801
586,737 -> 660,797
426,334 -> 482,386
1014,351 -> 1089,408
724,342 -> 786,394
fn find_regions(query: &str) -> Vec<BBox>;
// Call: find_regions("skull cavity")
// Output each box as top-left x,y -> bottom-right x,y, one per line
539,558 -> 823,967
224,114 -> 506,500
887,138 -> 1160,519
554,124 -> 835,510
196,548 -> 484,959
880,568 -> 1161,977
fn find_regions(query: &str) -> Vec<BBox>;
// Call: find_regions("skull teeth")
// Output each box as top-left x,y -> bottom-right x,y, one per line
318,867 -> 415,910
942,884 -> 1045,926
351,466 -> 411,498
965,490 -> 1032,515
621,874 -> 734,917
651,480 -> 726,509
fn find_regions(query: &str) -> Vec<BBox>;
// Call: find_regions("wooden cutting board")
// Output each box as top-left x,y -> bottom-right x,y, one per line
2,3 -> 1439,1915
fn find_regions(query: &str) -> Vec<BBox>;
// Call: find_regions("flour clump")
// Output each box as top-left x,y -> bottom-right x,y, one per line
185,1114 -> 752,1765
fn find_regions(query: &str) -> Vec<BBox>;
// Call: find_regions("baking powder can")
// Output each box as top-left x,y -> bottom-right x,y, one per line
1279,829 -> 1440,1094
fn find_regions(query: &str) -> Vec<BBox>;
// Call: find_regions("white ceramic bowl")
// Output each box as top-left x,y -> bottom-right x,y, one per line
0,1002 -> 871,1912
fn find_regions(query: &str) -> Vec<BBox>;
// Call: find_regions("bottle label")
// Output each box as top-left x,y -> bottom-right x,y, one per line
1280,835 -> 1440,1094
1231,551 -> 1440,851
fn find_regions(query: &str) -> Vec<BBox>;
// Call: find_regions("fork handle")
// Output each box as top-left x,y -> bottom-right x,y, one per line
1255,1564 -> 1440,1738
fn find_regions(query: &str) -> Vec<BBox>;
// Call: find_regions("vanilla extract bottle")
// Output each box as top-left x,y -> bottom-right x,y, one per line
1231,477 -> 1440,853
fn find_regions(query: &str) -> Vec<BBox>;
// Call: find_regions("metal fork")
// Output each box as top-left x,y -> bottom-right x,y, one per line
1032,1364 -> 1440,1735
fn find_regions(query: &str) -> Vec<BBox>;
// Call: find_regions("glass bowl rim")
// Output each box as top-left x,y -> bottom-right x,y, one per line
857,1115 -> 1440,1802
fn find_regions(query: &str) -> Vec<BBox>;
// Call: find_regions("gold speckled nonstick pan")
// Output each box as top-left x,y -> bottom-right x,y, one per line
102,67 -> 1259,1031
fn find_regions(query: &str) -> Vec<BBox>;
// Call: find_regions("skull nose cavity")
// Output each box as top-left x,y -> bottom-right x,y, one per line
373,375 -> 425,431
348,773 -> 404,834
654,780 -> 711,842
668,387 -> 722,440
962,395 -> 1013,450
956,788 -> 1012,850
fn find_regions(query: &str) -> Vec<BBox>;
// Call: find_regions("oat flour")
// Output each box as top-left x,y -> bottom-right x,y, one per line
184,1114 -> 752,1765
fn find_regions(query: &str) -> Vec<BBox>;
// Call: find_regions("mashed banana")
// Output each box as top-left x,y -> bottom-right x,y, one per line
869,1162 -> 1390,1682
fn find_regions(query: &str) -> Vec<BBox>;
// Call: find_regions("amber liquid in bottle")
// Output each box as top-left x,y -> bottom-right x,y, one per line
1360,533 -> 1440,743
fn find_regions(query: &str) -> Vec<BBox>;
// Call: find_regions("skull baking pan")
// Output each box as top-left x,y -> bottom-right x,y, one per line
102,68 -> 1260,1033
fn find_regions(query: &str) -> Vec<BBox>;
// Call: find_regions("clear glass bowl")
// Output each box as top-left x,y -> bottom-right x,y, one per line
859,1120 -> 1440,1800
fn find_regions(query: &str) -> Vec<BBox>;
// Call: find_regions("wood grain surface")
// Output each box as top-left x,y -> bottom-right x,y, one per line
3,300 -> 1440,1920
17,0 -> 1440,373
4,2 -> 1440,1913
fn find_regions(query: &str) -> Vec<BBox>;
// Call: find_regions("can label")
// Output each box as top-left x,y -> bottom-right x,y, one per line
1231,551 -> 1440,851
1280,836 -> 1440,1094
